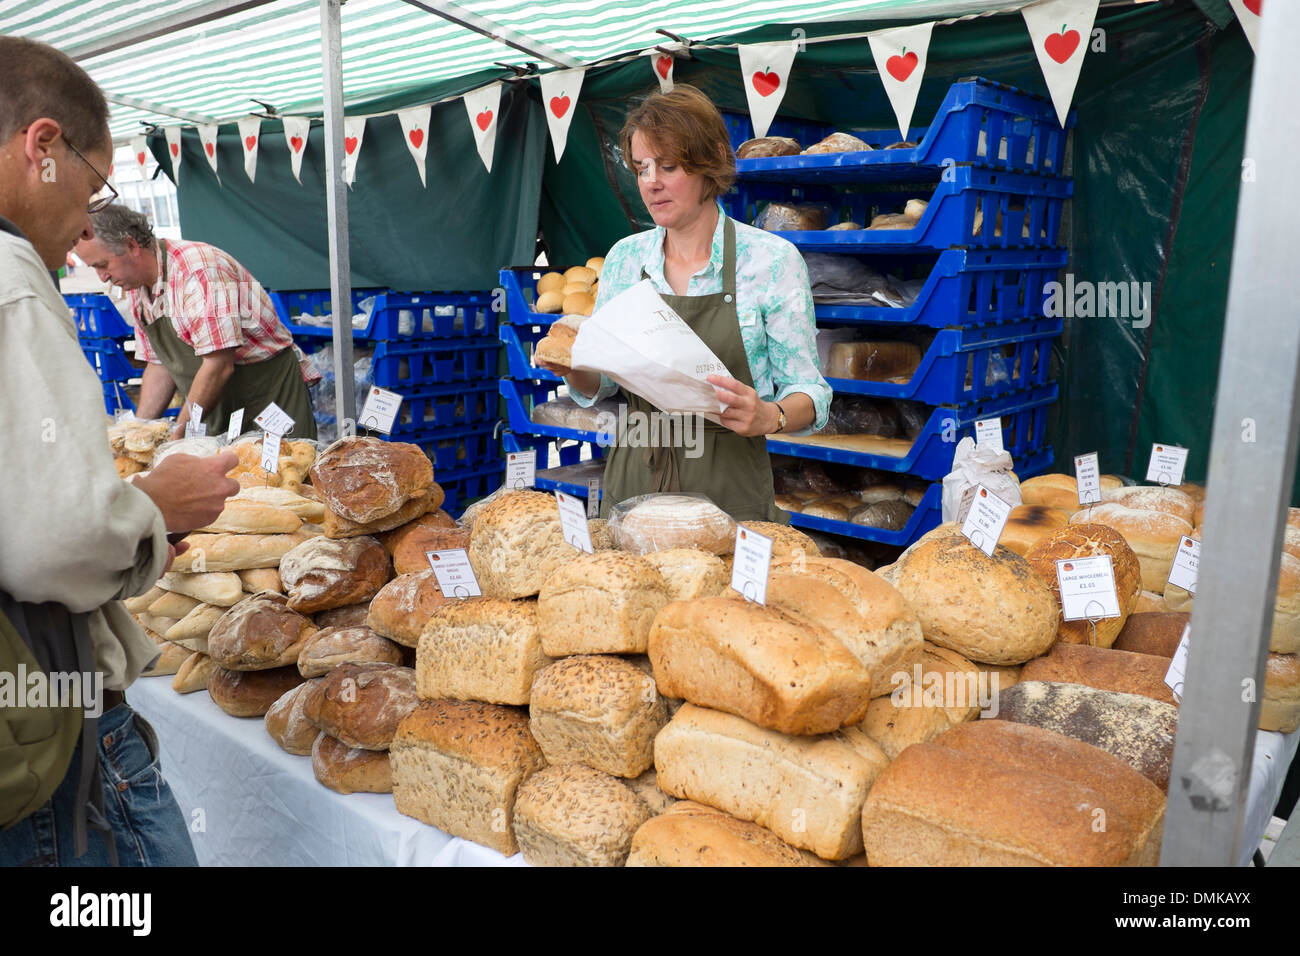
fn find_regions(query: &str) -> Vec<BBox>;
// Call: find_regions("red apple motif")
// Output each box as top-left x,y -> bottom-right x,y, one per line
204,142 -> 214,158
550,95 -> 571,118
751,70 -> 780,97
476,110 -> 493,131
887,49 -> 918,82
1044,25 -> 1080,64
244,135 -> 257,150
169,142 -> 179,157
136,151 -> 146,166
655,55 -> 672,80
290,136 -> 304,153
408,128 -> 424,149
1244,0 -> 1262,15
344,136 -> 358,155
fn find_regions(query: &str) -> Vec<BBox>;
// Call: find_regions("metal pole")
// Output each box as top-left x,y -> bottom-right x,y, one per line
397,0 -> 582,68
65,0 -> 277,60
1160,3 -> 1300,865
320,0 -> 356,436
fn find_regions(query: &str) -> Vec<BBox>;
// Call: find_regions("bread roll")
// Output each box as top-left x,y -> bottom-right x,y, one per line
238,568 -> 283,594
536,271 -> 566,295
861,643 -> 985,759
266,679 -> 325,754
197,498 -> 303,535
390,700 -> 546,856
365,570 -> 453,648
207,591 -> 319,671
1071,503 -> 1191,591
1024,523 -> 1142,648
468,490 -> 574,599
563,265 -> 597,286
654,704 -> 888,861
627,801 -> 828,867
640,548 -> 729,602
1020,644 -> 1177,705
172,652 -> 216,694
309,436 -> 434,526
537,551 -> 670,656
562,292 -> 594,316
209,665 -> 304,717
1112,612 -> 1190,658
613,495 -> 736,555
227,438 -> 316,493
157,570 -> 244,606
535,290 -> 565,313
416,597 -> 550,705
170,530 -> 316,573
890,530 -> 1060,665
296,625 -> 403,678
279,535 -> 391,614
1103,486 -> 1196,526
322,485 -> 442,539
312,732 -> 392,794
1019,474 -> 1083,513
308,662 -> 418,750
1262,653 -> 1300,733
512,764 -> 651,867
314,603 -> 372,630
533,314 -> 587,368
1000,505 -> 1071,557
142,641 -> 191,677
148,590 -> 201,620
648,597 -> 873,735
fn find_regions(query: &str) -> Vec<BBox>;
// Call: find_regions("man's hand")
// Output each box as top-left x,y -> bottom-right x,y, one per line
134,451 -> 241,533
708,374 -> 778,437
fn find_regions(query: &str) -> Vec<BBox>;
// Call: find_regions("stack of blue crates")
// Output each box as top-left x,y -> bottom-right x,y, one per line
64,293 -> 172,417
269,289 -> 503,516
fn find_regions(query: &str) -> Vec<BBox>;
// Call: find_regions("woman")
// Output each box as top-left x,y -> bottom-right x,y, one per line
536,85 -> 830,522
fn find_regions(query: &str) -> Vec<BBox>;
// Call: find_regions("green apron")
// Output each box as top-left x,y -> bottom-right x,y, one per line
600,216 -> 786,524
139,241 -> 317,440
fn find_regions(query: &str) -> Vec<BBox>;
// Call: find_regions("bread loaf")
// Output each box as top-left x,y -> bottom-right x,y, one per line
624,768 -> 676,817
1103,485 -> 1196,526
157,571 -> 244,607
1024,523 -> 1142,648
385,520 -> 470,576
803,132 -> 872,154
1020,644 -> 1177,704
1136,589 -> 1169,613
209,665 -> 304,717
227,438 -> 316,493
416,597 -> 550,706
266,679 -> 325,754
1113,612 -> 1190,657
309,662 -> 418,750
1262,653 -> 1300,733
826,341 -> 922,382
390,700 -> 547,855
1000,505 -> 1071,557
164,602 -> 227,652
738,522 -> 820,561
124,585 -> 166,614
142,641 -> 191,677
207,592 -> 318,671
736,136 -> 802,158
512,764 -> 651,866
233,486 -> 326,522
613,494 -> 736,555
468,490 -> 574,599
533,314 -> 586,368
654,703 -> 888,861
537,551 -> 670,656
197,498 -> 303,535
1019,474 -> 1084,513
991,680 -> 1178,790
172,652 -> 215,694
148,590 -> 201,620
323,483 -> 445,538
279,535 -> 391,614
296,625 -> 403,677
169,530 -> 315,573
1071,504 -> 1191,591
648,597 -> 873,735
890,530 -> 1059,665
528,655 -> 667,777
312,732 -> 392,794
641,549 -> 729,602
365,570 -> 452,648
861,643 -> 986,759
626,801 -> 828,867
309,436 -> 433,526
314,603 -> 372,630
238,568 -> 283,594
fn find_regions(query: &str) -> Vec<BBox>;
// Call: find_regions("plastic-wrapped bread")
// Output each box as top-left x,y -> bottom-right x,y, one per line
609,493 -> 736,556
827,341 -> 923,382
849,499 -> 914,530
757,202 -> 828,232
736,136 -> 802,158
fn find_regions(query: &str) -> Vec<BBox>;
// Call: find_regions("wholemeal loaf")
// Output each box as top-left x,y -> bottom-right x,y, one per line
1024,523 -> 1142,648
1262,653 -> 1300,733
308,662 -> 419,750
238,567 -> 283,594
1071,504 -> 1191,591
312,733 -> 393,794
737,522 -> 821,561
647,597 -> 873,735
157,570 -> 244,607
1000,505 -> 1072,557
613,494 -> 736,555
172,652 -> 216,694
641,549 -> 730,602
537,551 -> 670,656
890,530 -> 1059,665
654,703 -> 889,861
1113,612 -> 1190,658
417,597 -> 550,706
365,570 -> 453,648
529,655 -> 667,777
206,592 -> 318,670
390,699 -> 547,855
1020,644 -> 1177,704
309,436 -> 433,526
861,643 -> 986,759
296,625 -> 403,677
626,801 -> 828,867
469,490 -> 574,599
265,679 -> 325,754
169,529 -> 316,573
279,535 -> 391,614
512,764 -> 651,867
209,665 -> 304,717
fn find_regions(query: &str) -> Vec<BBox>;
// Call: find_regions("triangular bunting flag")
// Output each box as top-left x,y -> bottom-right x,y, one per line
197,123 -> 220,180
1022,0 -> 1100,127
649,49 -> 675,93
164,126 -> 182,182
237,116 -> 261,183
1227,0 -> 1262,53
283,116 -> 310,184
463,82 -> 503,173
539,68 -> 585,164
397,105 -> 432,187
130,135 -> 149,178
343,115 -> 366,186
736,41 -> 798,139
867,22 -> 935,141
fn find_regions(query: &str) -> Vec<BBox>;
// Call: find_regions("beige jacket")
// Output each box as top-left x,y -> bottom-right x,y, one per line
0,230 -> 166,689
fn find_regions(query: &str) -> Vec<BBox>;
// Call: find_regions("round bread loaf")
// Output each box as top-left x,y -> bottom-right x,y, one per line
535,290 -> 564,313
613,494 -> 736,555
314,603 -> 371,630
378,510 -> 457,553
209,665 -> 304,717
1024,523 -> 1142,649
562,291 -> 595,316
279,535 -> 392,614
312,732 -> 393,794
561,281 -> 591,296
1102,486 -> 1195,526
309,436 -> 433,525
513,763 -> 651,867
265,679 -> 325,754
1261,653 -> 1300,733
1000,505 -> 1071,557
641,548 -> 729,602
207,591 -> 319,671
388,523 -> 471,576
564,265 -> 598,285
469,490 -> 574,599
297,625 -> 403,677
309,662 -> 419,750
586,257 -> 605,277
367,570 -> 454,647
890,531 -> 1059,665
536,271 -> 566,295
1019,474 -> 1082,513
537,551 -> 671,656
1070,503 -> 1192,591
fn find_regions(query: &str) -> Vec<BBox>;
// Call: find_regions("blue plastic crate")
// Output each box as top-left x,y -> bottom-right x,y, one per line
500,324 -> 561,382
725,77 -> 1071,177
725,166 -> 1071,252
813,248 -> 1067,328
270,289 -> 498,341
822,317 -> 1060,403
499,267 -> 581,327
503,430 -> 608,473
386,381 -> 498,436
100,380 -> 180,419
65,293 -> 134,339
500,378 -> 616,446
766,384 -> 1057,480
81,339 -> 140,382
409,422 -> 501,473
784,482 -> 943,548
372,338 -> 499,388
437,462 -> 504,517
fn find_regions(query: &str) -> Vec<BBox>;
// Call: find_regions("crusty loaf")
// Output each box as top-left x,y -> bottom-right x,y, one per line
387,522 -> 470,576
124,585 -> 167,614
169,529 -> 316,573
312,732 -> 392,794
1262,653 -> 1300,733
377,508 -> 457,551
1024,523 -> 1142,648
164,602 -> 226,652
1000,505 -> 1072,557
157,571 -> 244,607
142,641 -> 191,677
1020,644 -> 1177,704
1016,474 -> 1082,513
279,534 -> 392,614
366,570 -> 453,648
641,549 -> 730,602
233,486 -> 326,522
238,567 -> 283,594
1112,612 -> 1190,658
648,597 -> 873,735
1103,485 -> 1196,526
172,652 -> 215,694
737,522 -> 821,561
148,590 -> 201,620
296,625 -> 403,678
537,551 -> 670,656
1070,504 -> 1191,592
1136,590 -> 1169,614
654,703 -> 888,861
861,643 -> 986,759
309,436 -> 434,525
390,699 -> 547,855
309,662 -> 419,750
206,592 -> 319,671
613,494 -> 736,555
469,490 -> 575,599
322,486 -> 443,539
209,665 -> 304,717
266,679 -> 325,754
197,498 -> 303,535
513,764 -> 651,866
626,801 -> 829,867
314,603 -> 372,630
417,597 -> 551,706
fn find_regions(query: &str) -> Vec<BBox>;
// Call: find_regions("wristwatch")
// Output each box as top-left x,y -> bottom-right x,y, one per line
772,401 -> 787,434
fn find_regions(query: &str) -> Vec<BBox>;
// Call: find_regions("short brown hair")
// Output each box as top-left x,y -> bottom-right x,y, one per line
0,36 -> 110,153
619,85 -> 735,202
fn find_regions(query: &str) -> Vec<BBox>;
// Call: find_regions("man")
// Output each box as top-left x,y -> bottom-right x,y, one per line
0,35 -> 238,865
77,205 -> 319,439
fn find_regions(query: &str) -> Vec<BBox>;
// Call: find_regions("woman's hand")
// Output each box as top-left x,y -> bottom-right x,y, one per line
708,374 -> 779,437
534,358 -> 573,378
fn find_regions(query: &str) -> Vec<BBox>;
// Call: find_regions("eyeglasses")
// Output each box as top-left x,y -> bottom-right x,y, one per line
64,137 -> 119,214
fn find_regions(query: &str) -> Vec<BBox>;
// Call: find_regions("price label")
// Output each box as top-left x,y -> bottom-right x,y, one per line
226,407 -> 245,443
1075,452 -> 1102,506
358,386 -> 403,436
587,478 -> 600,519
113,407 -> 136,423
975,417 -> 1004,454
1167,535 -> 1201,594
1165,624 -> 1191,703
506,450 -> 536,489
731,525 -> 774,605
425,548 -> 482,599
959,485 -> 1013,557
260,430 -> 282,475
555,491 -> 594,553
190,402 -> 204,424
185,421 -> 207,438
1055,554 -> 1122,621
1145,443 -> 1189,486
254,402 -> 295,437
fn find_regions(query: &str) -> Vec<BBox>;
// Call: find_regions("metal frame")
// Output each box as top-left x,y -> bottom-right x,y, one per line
105,93 -> 218,126
63,0 -> 277,61
397,0 -> 582,68
1160,1 -> 1300,865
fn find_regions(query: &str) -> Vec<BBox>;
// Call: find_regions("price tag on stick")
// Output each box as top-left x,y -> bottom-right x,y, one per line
1164,624 -> 1191,703
960,485 -> 1013,557
426,548 -> 482,599
587,478 -> 600,519
260,430 -> 282,475
1074,452 -> 1102,506
975,417 -> 1004,454
226,407 -> 245,443
554,491 -> 594,553
1145,443 -> 1189,486
1055,555 -> 1122,622
1167,535 -> 1201,594
358,386 -> 403,436
254,402 -> 295,437
506,450 -> 536,489
185,421 -> 207,438
731,525 -> 773,605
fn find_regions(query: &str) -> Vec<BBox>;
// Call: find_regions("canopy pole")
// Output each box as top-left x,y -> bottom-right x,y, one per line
1161,1 -> 1300,865
65,0 -> 276,60
320,0 -> 356,438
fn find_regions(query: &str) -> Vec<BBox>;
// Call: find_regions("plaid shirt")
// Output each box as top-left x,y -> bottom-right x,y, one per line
128,239 -> 319,384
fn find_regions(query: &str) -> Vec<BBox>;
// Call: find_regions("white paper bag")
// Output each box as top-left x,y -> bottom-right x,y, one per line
942,436 -> 1022,523
568,279 -> 729,423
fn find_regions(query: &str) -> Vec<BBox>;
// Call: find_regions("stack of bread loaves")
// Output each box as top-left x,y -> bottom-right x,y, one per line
532,258 -> 603,316
309,436 -> 445,539
226,437 -> 318,494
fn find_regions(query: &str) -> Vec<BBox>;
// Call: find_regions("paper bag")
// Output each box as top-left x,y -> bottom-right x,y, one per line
942,437 -> 1022,523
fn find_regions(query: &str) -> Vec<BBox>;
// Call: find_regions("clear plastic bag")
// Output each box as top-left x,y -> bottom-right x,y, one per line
755,202 -> 831,232
151,435 -> 228,467
607,492 -> 736,555
941,437 -> 1022,523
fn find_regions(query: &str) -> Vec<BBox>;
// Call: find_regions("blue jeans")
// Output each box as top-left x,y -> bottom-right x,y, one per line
0,702 -> 198,866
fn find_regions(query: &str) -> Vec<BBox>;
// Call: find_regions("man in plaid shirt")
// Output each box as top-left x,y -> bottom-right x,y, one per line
77,204 -> 318,439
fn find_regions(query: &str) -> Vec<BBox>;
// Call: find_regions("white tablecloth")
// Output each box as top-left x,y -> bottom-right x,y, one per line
1239,726 -> 1300,866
